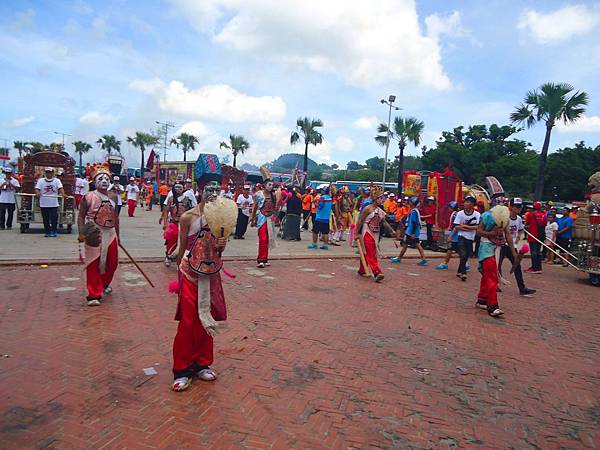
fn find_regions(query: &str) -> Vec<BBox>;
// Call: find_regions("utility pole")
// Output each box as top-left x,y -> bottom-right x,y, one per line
53,131 -> 72,151
155,121 -> 176,161
379,96 -> 400,189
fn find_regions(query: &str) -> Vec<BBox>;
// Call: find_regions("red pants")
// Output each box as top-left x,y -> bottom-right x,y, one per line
86,239 -> 119,299
358,233 -> 382,276
127,199 -> 136,217
164,222 -> 179,256
74,194 -> 83,209
477,257 -> 499,308
257,222 -> 269,263
173,275 -> 214,377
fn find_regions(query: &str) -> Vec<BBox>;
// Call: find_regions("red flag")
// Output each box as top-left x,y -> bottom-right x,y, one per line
146,148 -> 155,170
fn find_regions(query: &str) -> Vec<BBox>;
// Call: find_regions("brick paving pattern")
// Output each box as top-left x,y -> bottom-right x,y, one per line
1,258 -> 599,449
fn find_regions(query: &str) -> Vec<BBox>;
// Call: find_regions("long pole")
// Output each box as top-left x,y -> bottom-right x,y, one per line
155,121 -> 176,161
382,102 -> 392,188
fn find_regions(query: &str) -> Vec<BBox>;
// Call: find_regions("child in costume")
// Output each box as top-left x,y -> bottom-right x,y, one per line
475,205 -> 516,317
355,187 -> 394,282
77,163 -> 120,306
171,154 -> 229,392
250,167 -> 280,267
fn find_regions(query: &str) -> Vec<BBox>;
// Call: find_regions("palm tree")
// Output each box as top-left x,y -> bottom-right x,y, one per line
27,142 -> 47,154
96,135 -> 122,157
375,116 -> 424,192
510,82 -> 588,200
127,132 -> 159,177
13,141 -> 27,158
73,141 -> 92,176
170,133 -> 199,163
290,117 -> 324,175
219,134 -> 250,168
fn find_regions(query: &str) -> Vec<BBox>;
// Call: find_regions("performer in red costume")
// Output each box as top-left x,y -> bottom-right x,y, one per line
172,179 -> 227,391
77,163 -> 120,306
355,187 -> 393,282
159,182 -> 190,267
250,166 -> 280,268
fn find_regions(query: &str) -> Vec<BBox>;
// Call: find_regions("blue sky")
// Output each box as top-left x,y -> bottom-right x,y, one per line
1,0 -> 599,169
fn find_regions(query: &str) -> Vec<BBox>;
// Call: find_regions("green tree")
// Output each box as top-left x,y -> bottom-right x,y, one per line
13,141 -> 28,158
365,156 -> 385,171
72,141 -> 92,176
346,160 -> 361,170
127,132 -> 159,175
544,142 -> 600,201
510,82 -> 589,200
219,134 -> 250,168
26,142 -> 47,154
170,133 -> 199,162
375,116 -> 424,192
96,135 -> 121,156
290,117 -> 324,175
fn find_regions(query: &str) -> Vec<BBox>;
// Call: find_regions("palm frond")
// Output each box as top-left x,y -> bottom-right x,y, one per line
290,131 -> 300,145
374,135 -> 388,147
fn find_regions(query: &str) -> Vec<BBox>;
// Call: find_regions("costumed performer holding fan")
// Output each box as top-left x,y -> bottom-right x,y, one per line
475,205 -> 516,317
250,166 -> 280,268
171,154 -> 237,392
77,162 -> 120,307
160,181 -> 191,267
355,186 -> 394,282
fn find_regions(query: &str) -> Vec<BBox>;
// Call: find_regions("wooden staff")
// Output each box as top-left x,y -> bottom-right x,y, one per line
529,230 -> 578,261
355,237 -> 373,277
523,230 -> 580,271
118,242 -> 155,288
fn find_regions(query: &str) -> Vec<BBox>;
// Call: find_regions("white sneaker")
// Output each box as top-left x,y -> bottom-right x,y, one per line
489,308 -> 504,317
87,299 -> 101,307
264,262 -> 271,267
164,257 -> 171,267
172,376 -> 192,391
103,286 -> 112,295
257,262 -> 265,268
196,368 -> 217,381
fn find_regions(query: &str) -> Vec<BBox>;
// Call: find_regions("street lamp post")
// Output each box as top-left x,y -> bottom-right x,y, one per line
155,121 -> 176,161
379,95 -> 399,188
53,131 -> 72,152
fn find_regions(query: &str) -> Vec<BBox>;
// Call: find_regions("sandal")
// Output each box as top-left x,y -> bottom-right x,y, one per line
172,376 -> 192,391
197,367 -> 217,381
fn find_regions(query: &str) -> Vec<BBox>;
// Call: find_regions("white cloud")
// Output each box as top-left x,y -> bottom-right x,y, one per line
354,116 -> 379,130
425,11 -> 466,40
79,111 -> 116,125
131,78 -> 286,123
11,9 -> 36,31
556,115 -> 600,133
518,4 -> 600,44
1,116 -> 35,128
177,121 -> 215,138
170,0 -> 453,89
335,136 -> 354,152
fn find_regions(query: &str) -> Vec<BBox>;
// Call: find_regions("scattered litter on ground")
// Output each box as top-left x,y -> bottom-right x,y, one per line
407,272 -> 420,276
245,285 -> 253,288
246,270 -> 266,277
412,367 -> 430,375
61,276 -> 80,281
54,287 -> 76,292
40,265 -> 48,268
122,272 -> 143,280
263,276 -> 276,280
300,268 -> 317,272
124,281 -> 147,287
328,259 -> 333,262
456,367 -> 469,375
318,274 -> 334,279
143,367 -> 158,376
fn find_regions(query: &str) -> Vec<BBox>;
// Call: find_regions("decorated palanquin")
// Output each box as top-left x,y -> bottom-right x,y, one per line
21,151 -> 76,210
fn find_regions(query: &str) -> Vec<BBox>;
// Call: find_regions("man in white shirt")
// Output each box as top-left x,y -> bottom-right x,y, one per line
0,167 -> 20,230
74,176 -> 89,209
35,167 -> 64,237
165,178 -> 198,209
498,198 -> 536,296
125,178 -> 140,217
109,175 -> 124,215
234,185 -> 254,239
453,195 -> 480,281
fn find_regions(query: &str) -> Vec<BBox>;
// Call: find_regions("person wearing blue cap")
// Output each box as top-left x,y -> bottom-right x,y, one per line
390,196 -> 428,265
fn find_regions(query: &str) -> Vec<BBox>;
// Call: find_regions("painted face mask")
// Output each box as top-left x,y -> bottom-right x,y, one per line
95,173 -> 111,190
376,195 -> 386,205
174,183 -> 184,195
265,181 -> 274,191
203,181 -> 221,202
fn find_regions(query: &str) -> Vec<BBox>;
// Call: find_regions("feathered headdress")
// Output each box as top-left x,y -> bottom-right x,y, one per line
89,162 -> 111,180
370,185 -> 384,200
259,166 -> 272,182
204,197 -> 238,239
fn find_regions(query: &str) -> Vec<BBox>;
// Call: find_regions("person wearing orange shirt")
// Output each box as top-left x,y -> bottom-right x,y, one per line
301,188 -> 313,230
158,182 -> 170,212
395,198 -> 411,240
144,181 -> 155,211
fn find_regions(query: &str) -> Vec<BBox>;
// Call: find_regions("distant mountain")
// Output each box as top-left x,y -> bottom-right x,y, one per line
239,162 -> 259,171
271,153 -> 318,172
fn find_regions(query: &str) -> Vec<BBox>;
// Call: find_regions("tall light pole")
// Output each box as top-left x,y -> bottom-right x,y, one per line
380,95 -> 400,188
155,121 -> 176,161
53,131 -> 72,152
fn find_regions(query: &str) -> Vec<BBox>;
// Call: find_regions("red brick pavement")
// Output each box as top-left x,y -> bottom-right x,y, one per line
0,258 -> 599,449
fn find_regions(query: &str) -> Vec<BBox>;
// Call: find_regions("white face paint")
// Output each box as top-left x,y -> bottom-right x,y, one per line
265,181 -> 274,191
96,173 -> 111,190
174,184 -> 184,194
203,184 -> 220,202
